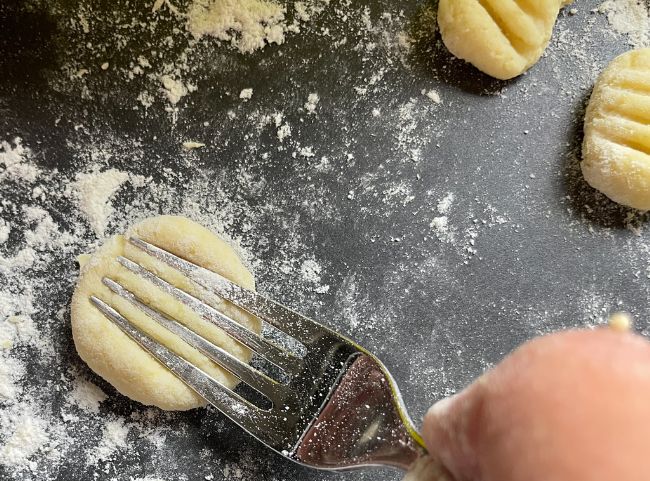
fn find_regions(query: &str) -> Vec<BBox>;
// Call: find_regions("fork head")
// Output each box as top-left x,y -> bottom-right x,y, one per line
90,236 -> 426,471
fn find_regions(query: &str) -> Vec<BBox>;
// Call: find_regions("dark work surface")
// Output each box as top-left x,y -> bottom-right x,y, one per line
0,0 -> 648,480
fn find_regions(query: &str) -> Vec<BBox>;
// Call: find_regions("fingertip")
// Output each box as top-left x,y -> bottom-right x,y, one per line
421,387 -> 484,481
421,329 -> 650,481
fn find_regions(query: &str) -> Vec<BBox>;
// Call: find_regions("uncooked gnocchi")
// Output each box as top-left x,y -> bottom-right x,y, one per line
71,216 -> 260,411
581,49 -> 650,211
437,0 -> 574,80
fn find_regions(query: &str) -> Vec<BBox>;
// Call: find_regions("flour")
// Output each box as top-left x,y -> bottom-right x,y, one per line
160,75 -> 190,105
430,193 -> 455,242
68,378 -> 108,414
186,0 -> 331,53
137,91 -> 156,108
0,414 -> 49,467
304,93 -> 319,114
436,192 -> 454,215
239,88 -> 253,100
0,139 -> 40,183
69,168 -> 146,237
298,146 -> 315,157
0,220 -> 10,245
87,419 -> 130,465
0,317 -> 37,347
430,216 -> 452,242
423,89 -> 442,105
187,0 -> 288,53
300,258 -> 329,293
0,356 -> 24,400
599,0 -> 650,47
277,123 -> 291,142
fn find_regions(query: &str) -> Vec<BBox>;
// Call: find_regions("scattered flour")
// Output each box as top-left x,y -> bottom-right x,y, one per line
304,93 -> 319,114
0,356 -> 24,400
430,216 -> 451,242
160,75 -> 190,105
299,258 -> 329,293
277,123 -> 291,141
430,193 -> 455,242
69,168 -> 146,237
239,88 -> 253,100
67,378 -> 108,414
599,0 -> 650,47
0,316 -> 38,349
298,146 -> 315,157
187,0 -> 288,53
137,91 -> 156,108
0,220 -> 10,245
0,139 -> 40,183
87,419 -> 130,465
0,414 -> 49,468
436,192 -> 454,215
423,89 -> 442,104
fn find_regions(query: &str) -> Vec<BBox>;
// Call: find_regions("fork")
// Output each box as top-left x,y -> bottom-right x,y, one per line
90,236 -> 446,474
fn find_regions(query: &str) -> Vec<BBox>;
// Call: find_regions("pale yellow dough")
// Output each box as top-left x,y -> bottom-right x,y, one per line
581,49 -> 650,211
437,0 -> 573,80
71,216 -> 260,411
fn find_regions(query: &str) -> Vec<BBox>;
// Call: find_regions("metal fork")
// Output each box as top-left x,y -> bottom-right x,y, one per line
90,236 -> 439,473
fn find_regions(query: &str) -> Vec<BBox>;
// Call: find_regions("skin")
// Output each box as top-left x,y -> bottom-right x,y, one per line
421,329 -> 650,481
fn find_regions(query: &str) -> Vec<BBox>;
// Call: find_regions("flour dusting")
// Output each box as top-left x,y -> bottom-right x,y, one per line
599,0 -> 650,47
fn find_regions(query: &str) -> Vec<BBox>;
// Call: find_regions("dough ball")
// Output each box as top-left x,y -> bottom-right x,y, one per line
71,215 -> 260,411
437,0 -> 573,80
608,312 -> 633,333
581,48 -> 650,210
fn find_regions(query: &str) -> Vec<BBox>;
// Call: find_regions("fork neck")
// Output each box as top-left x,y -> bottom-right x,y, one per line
293,354 -> 427,471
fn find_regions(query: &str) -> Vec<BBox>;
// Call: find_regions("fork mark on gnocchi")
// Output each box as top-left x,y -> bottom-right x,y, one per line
593,128 -> 650,158
582,49 -> 650,210
511,0 -> 546,19
474,0 -> 535,54
438,0 -> 573,80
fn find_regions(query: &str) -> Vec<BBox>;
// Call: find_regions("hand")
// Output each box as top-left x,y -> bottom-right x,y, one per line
415,328 -> 650,481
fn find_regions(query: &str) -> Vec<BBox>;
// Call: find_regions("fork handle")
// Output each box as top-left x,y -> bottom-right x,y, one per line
294,355 -> 444,472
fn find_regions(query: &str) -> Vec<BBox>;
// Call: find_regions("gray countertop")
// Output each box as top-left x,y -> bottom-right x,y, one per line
0,0 -> 648,480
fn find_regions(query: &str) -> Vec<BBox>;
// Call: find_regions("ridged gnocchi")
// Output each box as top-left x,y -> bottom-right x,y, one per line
437,0 -> 574,80
582,49 -> 650,211
71,216 -> 260,410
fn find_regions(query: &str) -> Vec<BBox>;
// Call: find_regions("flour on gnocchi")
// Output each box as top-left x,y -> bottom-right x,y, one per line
581,49 -> 650,211
437,0 -> 574,80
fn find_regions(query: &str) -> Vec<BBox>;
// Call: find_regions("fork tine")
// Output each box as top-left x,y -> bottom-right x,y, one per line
102,277 -> 285,406
116,256 -> 301,376
89,295 -> 264,423
127,237 -> 325,344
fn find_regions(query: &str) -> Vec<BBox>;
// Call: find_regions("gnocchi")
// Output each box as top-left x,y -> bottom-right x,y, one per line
437,0 -> 574,80
582,49 -> 650,211
71,216 -> 260,410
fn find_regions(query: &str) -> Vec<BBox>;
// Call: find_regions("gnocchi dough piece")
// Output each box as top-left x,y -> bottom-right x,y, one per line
581,49 -> 650,210
437,0 -> 573,80
71,216 -> 260,411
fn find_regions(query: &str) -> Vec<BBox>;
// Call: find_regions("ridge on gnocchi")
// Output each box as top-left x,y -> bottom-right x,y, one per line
581,48 -> 650,211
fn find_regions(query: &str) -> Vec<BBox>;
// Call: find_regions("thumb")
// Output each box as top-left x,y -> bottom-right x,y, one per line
420,329 -> 650,481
